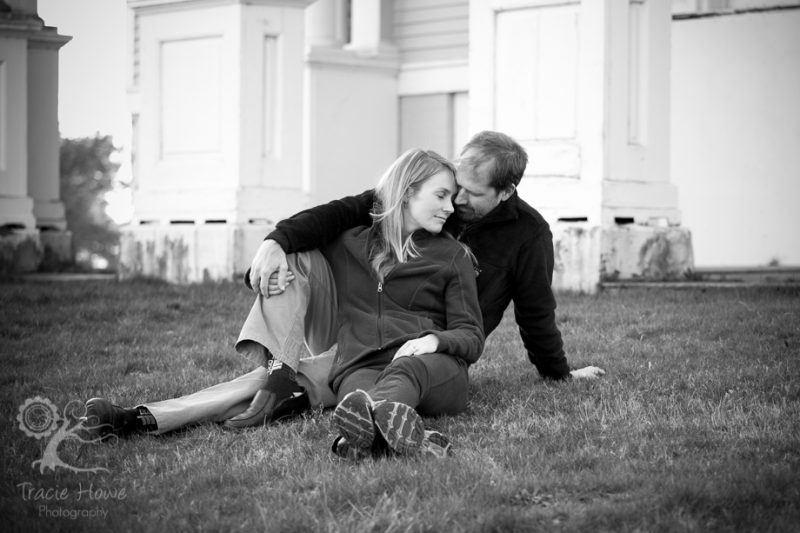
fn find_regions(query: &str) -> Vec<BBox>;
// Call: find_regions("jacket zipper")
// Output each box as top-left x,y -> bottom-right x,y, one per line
377,281 -> 383,346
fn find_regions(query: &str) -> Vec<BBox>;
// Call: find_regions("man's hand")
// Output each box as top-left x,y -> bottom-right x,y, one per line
249,239 -> 294,297
569,366 -> 606,380
393,334 -> 439,360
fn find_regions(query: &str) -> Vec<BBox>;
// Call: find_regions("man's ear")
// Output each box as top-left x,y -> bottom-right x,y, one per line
499,184 -> 516,202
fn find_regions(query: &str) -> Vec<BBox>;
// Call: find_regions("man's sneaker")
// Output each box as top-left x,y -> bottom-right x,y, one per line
420,430 -> 453,458
372,401 -> 425,455
332,389 -> 376,449
84,398 -> 137,439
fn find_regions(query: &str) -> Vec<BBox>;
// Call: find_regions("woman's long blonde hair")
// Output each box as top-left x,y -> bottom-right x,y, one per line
369,149 -> 456,281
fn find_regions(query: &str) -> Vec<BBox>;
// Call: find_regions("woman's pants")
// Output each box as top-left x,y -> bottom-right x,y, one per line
338,353 -> 469,416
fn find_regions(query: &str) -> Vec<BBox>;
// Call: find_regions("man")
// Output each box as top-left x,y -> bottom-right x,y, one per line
86,131 -> 603,437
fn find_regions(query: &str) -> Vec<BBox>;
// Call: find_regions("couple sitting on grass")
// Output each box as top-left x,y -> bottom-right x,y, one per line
86,131 -> 604,460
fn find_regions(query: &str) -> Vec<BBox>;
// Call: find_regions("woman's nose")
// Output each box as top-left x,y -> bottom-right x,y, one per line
443,198 -> 454,213
453,188 -> 467,206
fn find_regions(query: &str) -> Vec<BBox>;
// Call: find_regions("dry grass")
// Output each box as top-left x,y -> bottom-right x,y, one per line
1,280 -> 798,532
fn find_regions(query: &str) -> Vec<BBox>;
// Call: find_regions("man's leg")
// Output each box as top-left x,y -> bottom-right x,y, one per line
85,344 -> 272,438
86,251 -> 339,436
224,250 -> 339,427
141,366 -> 269,434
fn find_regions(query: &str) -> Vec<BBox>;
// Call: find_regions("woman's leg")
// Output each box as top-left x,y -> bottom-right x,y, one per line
331,357 -> 467,457
368,353 -> 469,417
336,368 -> 383,402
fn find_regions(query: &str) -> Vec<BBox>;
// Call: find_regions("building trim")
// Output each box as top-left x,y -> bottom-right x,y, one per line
306,46 -> 400,72
397,59 -> 468,96
673,4 -> 800,19
129,0 -> 316,13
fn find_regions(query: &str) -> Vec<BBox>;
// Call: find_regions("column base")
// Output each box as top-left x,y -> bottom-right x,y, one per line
39,229 -> 73,271
552,222 -> 694,293
119,222 -> 272,283
0,228 -> 74,276
33,199 -> 68,231
0,228 -> 42,275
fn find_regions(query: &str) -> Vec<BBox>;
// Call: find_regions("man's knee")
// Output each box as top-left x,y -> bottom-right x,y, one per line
286,250 -> 328,281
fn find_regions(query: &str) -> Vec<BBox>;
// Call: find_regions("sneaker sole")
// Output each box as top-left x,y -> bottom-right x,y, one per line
331,436 -> 370,461
332,390 -> 375,449
421,430 -> 452,458
373,401 -> 424,455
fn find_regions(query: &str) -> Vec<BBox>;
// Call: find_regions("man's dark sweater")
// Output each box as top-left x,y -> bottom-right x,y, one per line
265,190 -> 570,380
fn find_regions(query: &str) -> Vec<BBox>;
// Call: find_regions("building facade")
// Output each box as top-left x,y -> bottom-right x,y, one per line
120,0 -> 701,291
119,0 -> 799,290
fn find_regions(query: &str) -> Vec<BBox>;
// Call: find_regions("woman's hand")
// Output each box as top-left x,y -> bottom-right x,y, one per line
393,334 -> 439,360
266,270 -> 296,296
249,239 -> 293,297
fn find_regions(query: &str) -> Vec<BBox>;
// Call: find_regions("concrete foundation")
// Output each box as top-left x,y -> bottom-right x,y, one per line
553,223 -> 694,293
0,229 -> 43,275
119,223 -> 271,283
0,228 -> 74,276
38,230 -> 73,272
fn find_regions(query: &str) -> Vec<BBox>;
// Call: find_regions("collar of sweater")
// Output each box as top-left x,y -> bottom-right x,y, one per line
445,191 -> 521,236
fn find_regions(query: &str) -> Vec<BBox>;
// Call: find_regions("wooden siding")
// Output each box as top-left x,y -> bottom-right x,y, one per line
394,0 -> 469,63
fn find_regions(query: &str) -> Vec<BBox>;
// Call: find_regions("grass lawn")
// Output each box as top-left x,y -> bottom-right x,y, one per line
1,279 -> 799,532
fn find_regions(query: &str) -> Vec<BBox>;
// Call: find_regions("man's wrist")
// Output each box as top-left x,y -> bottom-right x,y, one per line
264,232 -> 289,252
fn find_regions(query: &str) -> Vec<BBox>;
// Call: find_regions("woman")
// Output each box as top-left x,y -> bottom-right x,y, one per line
321,149 -> 484,459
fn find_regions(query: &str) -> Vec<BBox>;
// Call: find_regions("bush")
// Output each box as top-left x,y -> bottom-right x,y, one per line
60,135 -> 121,271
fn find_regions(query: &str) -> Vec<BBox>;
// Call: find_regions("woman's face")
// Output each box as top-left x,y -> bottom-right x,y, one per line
403,170 -> 456,235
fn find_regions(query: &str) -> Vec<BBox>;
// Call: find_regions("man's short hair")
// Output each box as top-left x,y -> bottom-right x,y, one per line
460,131 -> 528,192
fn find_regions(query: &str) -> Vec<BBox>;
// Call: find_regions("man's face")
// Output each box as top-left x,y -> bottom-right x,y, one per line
453,150 -> 513,222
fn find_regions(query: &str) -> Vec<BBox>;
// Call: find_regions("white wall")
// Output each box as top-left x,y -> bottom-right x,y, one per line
671,9 -> 800,267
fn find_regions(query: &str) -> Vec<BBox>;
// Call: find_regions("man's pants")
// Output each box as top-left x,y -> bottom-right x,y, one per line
141,251 -> 339,434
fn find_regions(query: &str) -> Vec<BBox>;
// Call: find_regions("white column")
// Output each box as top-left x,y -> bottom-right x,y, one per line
306,0 -> 347,49
602,0 -> 676,225
470,0 -> 679,225
470,0 -> 691,291
0,35 -> 35,229
0,0 -> 72,274
305,0 -> 399,207
346,0 -> 395,56
121,0 -> 315,282
27,31 -> 70,230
